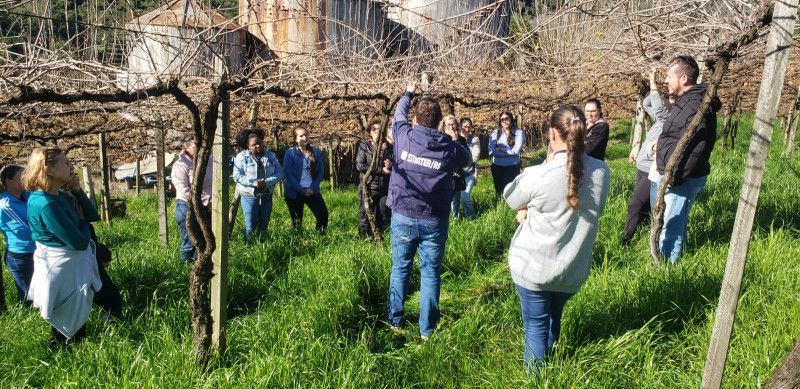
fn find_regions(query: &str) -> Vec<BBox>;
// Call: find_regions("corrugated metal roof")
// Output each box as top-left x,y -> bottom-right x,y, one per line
129,0 -> 240,31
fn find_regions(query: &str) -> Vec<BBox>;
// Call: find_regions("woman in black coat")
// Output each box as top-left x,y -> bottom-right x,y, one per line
355,119 -> 393,237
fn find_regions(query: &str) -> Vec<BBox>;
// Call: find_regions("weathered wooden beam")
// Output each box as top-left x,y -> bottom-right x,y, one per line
98,132 -> 112,224
629,98 -> 646,161
155,114 -> 169,248
135,158 -> 141,196
785,84 -> 800,155
81,165 -> 95,209
701,1 -> 798,387
210,95 -> 230,353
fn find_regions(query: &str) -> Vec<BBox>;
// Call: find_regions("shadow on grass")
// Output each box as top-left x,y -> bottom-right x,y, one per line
567,266 -> 722,350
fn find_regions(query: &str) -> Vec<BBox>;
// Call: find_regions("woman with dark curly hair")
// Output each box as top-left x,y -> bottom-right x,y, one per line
233,128 -> 283,240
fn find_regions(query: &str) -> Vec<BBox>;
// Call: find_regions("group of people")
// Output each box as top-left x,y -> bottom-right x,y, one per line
170,127 -> 330,263
0,54 -> 718,374
621,55 -> 720,264
383,54 -> 717,372
0,149 -> 122,346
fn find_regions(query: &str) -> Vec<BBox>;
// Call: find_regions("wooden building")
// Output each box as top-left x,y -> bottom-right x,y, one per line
238,0 -> 510,61
120,0 -> 271,89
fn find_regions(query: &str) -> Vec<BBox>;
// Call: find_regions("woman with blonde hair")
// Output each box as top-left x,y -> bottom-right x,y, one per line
23,147 -> 102,345
503,105 -> 610,372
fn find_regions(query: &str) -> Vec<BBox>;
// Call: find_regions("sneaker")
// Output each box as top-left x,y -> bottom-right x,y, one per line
420,335 -> 429,342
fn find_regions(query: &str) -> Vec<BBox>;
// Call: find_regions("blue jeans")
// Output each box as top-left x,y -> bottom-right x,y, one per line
515,284 -> 574,371
451,174 -> 477,219
650,175 -> 707,263
241,194 -> 273,240
174,199 -> 195,262
5,251 -> 33,302
388,212 -> 449,336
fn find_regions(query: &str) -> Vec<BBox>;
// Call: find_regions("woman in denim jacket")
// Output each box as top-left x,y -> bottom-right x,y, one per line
283,127 -> 328,232
233,128 -> 283,240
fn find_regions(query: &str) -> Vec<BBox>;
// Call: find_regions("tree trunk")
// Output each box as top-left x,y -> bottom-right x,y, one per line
785,85 -> 800,154
721,111 -> 733,150
763,339 -> 800,389
155,115 -> 169,248
629,97 -> 646,162
701,1 -> 796,387
175,84 -> 236,364
731,110 -> 741,147
227,192 -> 241,239
98,132 -> 112,224
721,91 -> 740,150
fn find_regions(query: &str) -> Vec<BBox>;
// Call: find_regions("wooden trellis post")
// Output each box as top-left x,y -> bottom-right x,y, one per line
98,132 -> 112,224
328,136 -> 341,191
135,158 -> 141,196
81,165 -> 95,208
629,98 -> 647,161
784,84 -> 800,155
272,126 -> 283,197
155,114 -> 169,248
211,95 -> 231,353
701,1 -> 798,387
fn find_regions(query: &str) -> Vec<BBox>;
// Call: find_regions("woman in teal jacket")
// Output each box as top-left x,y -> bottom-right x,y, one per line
23,147 -> 102,344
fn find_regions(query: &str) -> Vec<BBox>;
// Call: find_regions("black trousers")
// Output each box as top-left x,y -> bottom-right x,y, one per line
358,192 -> 391,237
93,241 -> 123,318
285,193 -> 329,232
491,163 -> 521,197
623,169 -> 652,242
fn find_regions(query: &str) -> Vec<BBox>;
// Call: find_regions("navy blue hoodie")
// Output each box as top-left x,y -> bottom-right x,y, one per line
387,92 -> 471,220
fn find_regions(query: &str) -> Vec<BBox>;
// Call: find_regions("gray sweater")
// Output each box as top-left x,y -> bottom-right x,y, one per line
635,91 -> 670,173
503,153 -> 610,293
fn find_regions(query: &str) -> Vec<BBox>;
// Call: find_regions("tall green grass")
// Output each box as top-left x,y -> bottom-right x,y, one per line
1,118 -> 798,387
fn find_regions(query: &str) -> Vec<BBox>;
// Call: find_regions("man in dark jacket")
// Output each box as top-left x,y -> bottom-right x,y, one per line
386,82 -> 471,340
653,55 -> 722,263
356,119 -> 393,237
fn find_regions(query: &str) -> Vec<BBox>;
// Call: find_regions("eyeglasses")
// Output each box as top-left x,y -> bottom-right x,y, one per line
500,117 -> 511,121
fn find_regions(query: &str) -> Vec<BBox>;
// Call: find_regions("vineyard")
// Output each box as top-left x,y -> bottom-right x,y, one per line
2,0 -> 800,387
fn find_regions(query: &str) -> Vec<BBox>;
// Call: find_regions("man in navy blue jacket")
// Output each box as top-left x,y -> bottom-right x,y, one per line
386,82 -> 471,340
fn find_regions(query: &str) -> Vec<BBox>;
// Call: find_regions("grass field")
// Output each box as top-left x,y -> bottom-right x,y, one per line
1,119 -> 799,388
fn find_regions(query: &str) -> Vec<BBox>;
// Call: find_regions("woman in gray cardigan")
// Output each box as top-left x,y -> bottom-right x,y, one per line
622,67 -> 671,245
503,105 -> 610,372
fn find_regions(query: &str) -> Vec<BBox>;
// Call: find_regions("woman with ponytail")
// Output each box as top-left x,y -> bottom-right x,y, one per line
502,105 -> 610,372
283,127 -> 329,233
488,111 -> 524,196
